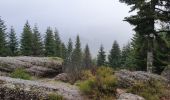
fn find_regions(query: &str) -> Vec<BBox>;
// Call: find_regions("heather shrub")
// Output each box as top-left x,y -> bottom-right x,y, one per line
127,78 -> 165,100
78,66 -> 117,99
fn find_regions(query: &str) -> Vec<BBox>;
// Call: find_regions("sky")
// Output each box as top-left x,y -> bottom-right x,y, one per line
0,0 -> 135,57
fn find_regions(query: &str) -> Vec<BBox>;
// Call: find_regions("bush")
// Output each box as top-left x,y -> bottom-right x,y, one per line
48,93 -> 63,100
127,79 -> 165,100
78,66 -> 117,99
10,68 -> 31,80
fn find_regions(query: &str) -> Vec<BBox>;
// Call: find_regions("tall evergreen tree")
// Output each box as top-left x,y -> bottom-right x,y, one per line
69,35 -> 83,82
20,21 -> 33,56
97,45 -> 106,66
0,17 -> 7,56
83,44 -> 92,69
8,26 -> 18,56
121,42 -> 131,67
61,42 -> 67,60
54,29 -> 61,57
71,35 -> 82,68
65,38 -> 73,67
119,0 -> 170,73
44,27 -> 55,56
32,25 -> 43,56
108,41 -> 121,68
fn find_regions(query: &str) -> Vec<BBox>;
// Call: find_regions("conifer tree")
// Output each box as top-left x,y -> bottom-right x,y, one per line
61,42 -> 67,60
119,0 -> 170,73
54,29 -> 61,57
44,27 -> 55,56
32,25 -> 44,56
108,41 -> 121,68
65,38 -> 73,67
97,45 -> 106,66
8,26 -> 18,56
71,35 -> 82,68
0,17 -> 7,56
20,21 -> 33,56
83,44 -> 92,69
121,42 -> 131,67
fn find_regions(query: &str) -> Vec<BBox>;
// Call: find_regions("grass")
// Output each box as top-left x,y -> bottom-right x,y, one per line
10,68 -> 31,80
48,93 -> 64,100
127,78 -> 166,100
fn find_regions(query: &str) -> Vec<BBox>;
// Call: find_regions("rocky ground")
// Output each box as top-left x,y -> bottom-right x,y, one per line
0,76 -> 83,100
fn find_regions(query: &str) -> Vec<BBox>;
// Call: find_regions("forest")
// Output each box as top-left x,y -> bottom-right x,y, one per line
0,0 -> 170,100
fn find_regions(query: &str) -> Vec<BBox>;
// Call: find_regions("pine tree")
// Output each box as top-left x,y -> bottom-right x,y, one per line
97,45 -> 106,66
83,44 -> 92,69
108,41 -> 121,68
54,29 -> 61,57
20,21 -> 33,56
32,25 -> 44,56
0,17 -> 7,56
61,42 -> 67,60
44,27 -> 56,56
121,42 -> 131,67
8,26 -> 18,56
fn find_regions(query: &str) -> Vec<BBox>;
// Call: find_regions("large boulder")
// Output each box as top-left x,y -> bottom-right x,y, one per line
115,70 -> 167,88
0,56 -> 63,77
117,93 -> 145,100
161,65 -> 170,83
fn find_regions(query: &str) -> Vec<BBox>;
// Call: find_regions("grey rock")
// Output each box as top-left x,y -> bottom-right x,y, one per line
117,93 -> 145,100
0,56 -> 63,77
161,65 -> 170,83
55,73 -> 69,82
115,70 -> 167,88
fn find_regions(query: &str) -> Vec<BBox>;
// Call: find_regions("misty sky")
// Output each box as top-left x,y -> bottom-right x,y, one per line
0,0 -> 135,57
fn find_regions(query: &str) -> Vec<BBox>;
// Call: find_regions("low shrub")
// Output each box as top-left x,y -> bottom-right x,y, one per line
127,78 -> 165,100
10,68 -> 31,80
48,93 -> 64,100
78,66 -> 117,99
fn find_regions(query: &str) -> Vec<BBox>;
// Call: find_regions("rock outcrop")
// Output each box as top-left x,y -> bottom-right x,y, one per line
0,57 -> 63,77
117,93 -> 145,100
162,65 -> 170,83
115,70 -> 167,88
0,76 -> 83,100
55,73 -> 69,82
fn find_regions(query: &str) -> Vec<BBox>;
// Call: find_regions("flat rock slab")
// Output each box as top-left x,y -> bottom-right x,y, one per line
0,56 -> 63,77
0,76 -> 83,100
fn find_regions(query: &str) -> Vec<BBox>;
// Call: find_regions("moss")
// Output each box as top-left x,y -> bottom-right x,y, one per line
10,68 -> 31,80
48,93 -> 64,100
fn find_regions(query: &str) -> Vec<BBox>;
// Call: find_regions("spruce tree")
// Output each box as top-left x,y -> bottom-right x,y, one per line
97,45 -> 106,66
83,44 -> 92,69
69,35 -> 83,82
0,17 -> 7,56
119,0 -> 170,73
71,35 -> 82,68
121,42 -> 131,67
65,38 -> 73,67
32,25 -> 44,56
54,29 -> 61,57
20,21 -> 33,56
8,26 -> 18,56
108,41 -> 121,68
44,27 -> 56,56
61,42 -> 67,60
